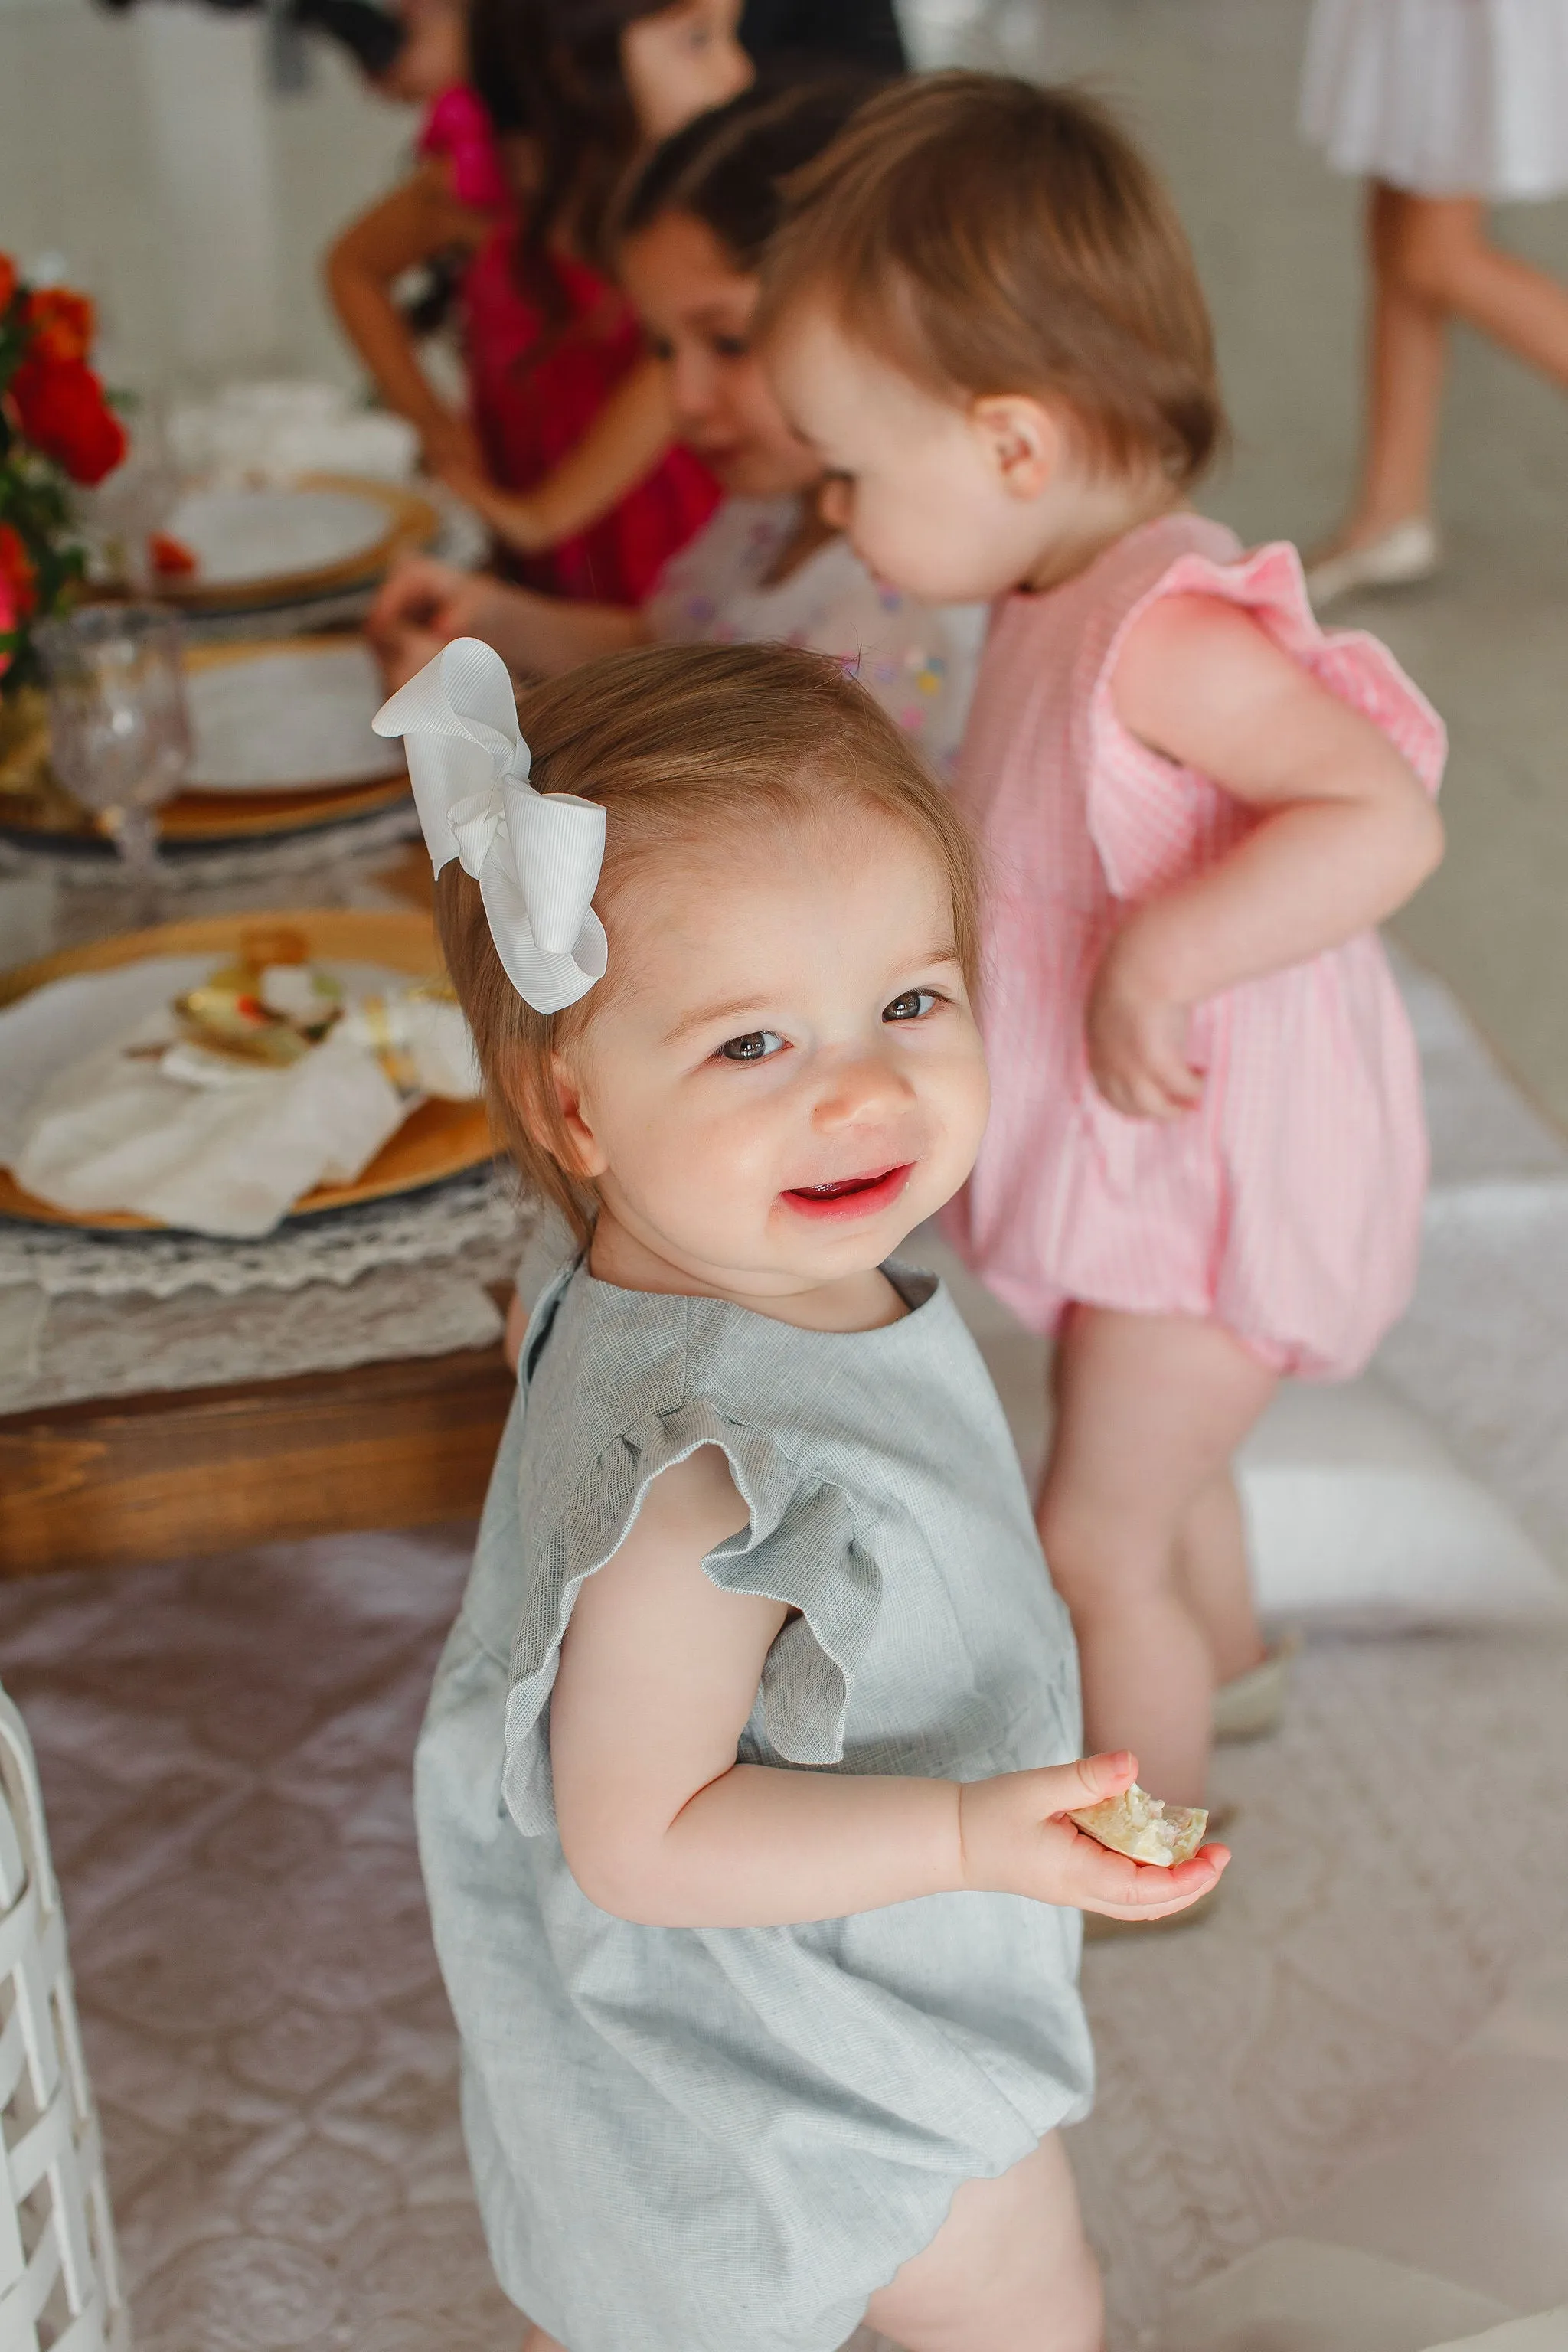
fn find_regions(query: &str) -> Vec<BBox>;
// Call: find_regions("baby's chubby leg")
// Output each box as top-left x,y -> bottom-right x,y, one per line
1174,1468 -> 1267,1688
863,2132 -> 1101,2352
1037,1305 -> 1276,1805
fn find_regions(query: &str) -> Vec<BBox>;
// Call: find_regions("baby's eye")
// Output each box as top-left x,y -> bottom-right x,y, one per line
716,1029 -> 786,1063
713,334 -> 749,360
884,990 -> 939,1023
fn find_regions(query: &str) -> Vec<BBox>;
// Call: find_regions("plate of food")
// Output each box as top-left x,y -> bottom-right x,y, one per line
150,474 -> 439,612
0,911 -> 492,1233
184,638 -> 405,793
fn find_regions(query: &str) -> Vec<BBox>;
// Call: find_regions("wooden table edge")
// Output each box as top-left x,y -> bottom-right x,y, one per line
0,1335 -> 516,1579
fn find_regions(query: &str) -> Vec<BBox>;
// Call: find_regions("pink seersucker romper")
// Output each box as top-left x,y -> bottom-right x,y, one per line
943,511 -> 1446,1381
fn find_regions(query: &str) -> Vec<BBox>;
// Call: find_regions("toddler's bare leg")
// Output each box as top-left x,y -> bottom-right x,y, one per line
863,2132 -> 1101,2352
1332,180 -> 1450,545
1174,1469 -> 1266,1687
1387,190 -> 1568,387
1037,1307 -> 1276,1805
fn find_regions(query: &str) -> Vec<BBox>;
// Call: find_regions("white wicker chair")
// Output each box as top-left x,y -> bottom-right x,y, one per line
0,1689 -> 129,2352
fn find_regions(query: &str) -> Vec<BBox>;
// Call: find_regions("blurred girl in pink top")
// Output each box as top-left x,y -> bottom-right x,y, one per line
765,73 -> 1446,1808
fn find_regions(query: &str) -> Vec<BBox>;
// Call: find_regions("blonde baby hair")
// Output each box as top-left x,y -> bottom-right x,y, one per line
761,70 -> 1224,488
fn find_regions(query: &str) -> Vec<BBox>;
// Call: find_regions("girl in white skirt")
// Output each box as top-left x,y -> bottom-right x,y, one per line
1302,0 -> 1568,604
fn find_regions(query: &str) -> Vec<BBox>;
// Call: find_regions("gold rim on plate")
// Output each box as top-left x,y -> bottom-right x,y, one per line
154,473 -> 440,613
0,910 -> 494,1230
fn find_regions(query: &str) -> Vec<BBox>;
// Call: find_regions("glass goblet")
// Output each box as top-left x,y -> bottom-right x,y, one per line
36,605 -> 191,898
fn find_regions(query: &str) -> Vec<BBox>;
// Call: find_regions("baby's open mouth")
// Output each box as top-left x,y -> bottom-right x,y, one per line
781,1165 -> 913,1220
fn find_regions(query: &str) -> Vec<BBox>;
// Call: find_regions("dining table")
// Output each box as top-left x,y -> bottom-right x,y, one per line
0,471 -> 526,1579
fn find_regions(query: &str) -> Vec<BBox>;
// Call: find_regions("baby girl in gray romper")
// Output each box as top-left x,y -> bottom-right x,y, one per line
377,633 -> 1225,2352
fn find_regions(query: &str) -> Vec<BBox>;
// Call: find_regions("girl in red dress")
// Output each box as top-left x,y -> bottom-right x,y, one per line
328,0 -> 747,603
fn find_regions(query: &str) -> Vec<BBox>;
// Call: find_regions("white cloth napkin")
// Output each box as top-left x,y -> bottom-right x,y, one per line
15,1016 -> 405,1238
1,959 -> 481,1239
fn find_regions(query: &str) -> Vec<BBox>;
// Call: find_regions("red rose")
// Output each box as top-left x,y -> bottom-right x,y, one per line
9,353 -> 126,485
0,256 -> 17,322
22,286 -> 96,366
0,524 -> 38,622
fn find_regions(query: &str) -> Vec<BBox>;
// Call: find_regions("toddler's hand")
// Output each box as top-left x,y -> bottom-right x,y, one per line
1085,942 -> 1202,1120
367,555 -> 517,688
957,1751 -> 1228,1922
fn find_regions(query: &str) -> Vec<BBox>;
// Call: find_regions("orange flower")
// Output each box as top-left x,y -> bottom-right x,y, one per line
22,286 -> 96,367
9,353 -> 126,485
0,255 -> 17,320
0,522 -> 37,629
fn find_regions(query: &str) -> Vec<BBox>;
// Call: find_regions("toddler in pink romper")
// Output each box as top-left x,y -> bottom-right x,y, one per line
763,72 -> 1447,1824
948,511 -> 1445,1382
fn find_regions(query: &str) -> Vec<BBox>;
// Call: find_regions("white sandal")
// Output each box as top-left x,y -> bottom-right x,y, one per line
1213,1630 -> 1301,1743
1303,517 -> 1440,611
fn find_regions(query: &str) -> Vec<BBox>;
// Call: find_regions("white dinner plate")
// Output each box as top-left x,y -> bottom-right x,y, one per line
185,641 -> 403,794
163,484 -> 394,590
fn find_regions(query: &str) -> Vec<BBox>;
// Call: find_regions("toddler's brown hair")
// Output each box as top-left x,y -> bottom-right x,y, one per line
761,70 -> 1223,488
436,639 -> 982,1243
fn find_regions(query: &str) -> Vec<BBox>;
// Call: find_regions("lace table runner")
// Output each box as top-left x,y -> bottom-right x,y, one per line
0,1172 -> 531,1410
0,803 -> 423,923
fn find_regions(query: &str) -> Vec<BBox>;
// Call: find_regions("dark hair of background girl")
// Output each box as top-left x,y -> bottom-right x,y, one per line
468,0 -> 680,318
616,70 -> 879,272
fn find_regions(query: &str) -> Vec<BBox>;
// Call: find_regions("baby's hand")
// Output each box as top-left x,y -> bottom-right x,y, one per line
957,1752 -> 1229,1922
1084,940 -> 1202,1120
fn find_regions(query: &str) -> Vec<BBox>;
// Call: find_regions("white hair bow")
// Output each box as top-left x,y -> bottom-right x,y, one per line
373,637 -> 607,1015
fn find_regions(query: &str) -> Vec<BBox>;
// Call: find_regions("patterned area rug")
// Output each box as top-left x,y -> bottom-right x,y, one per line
2,958 -> 1565,2352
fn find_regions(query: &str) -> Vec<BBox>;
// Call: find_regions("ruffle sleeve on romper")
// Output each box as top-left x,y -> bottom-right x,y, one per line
501,1403 -> 879,1837
1083,537 -> 1445,905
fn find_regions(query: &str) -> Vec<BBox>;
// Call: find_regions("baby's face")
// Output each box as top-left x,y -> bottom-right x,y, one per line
767,302 -> 1052,604
558,806 -> 989,1308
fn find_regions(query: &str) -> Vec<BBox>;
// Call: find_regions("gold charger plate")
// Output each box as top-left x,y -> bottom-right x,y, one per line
0,910 -> 493,1231
155,474 -> 439,615
0,768 -> 411,849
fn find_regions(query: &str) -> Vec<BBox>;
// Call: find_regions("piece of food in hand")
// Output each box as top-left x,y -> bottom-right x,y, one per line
148,531 -> 198,578
1069,1783 -> 1207,1867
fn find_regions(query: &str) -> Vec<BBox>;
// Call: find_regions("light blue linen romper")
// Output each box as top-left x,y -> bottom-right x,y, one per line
415,1257 -> 1094,2352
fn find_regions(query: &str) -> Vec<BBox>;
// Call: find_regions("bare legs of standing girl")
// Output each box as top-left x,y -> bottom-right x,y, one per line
521,2132 -> 1104,2352
1037,1306 -> 1278,1808
1312,182 -> 1568,593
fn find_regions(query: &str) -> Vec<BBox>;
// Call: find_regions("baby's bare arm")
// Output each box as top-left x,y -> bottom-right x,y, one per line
1089,592 -> 1445,1118
550,1449 -> 1228,1927
1112,592 -> 1444,995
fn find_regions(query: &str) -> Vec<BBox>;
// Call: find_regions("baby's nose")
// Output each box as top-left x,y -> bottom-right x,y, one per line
813,1054 -> 913,1127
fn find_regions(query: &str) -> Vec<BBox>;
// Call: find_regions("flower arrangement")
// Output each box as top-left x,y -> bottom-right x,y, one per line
0,253 -> 126,694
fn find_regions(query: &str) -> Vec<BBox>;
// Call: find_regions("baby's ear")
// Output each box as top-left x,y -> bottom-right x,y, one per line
969,394 -> 1061,501
547,1050 -> 610,1181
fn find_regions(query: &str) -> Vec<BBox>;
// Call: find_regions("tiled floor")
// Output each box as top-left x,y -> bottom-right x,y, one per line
4,0 -> 1568,1117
